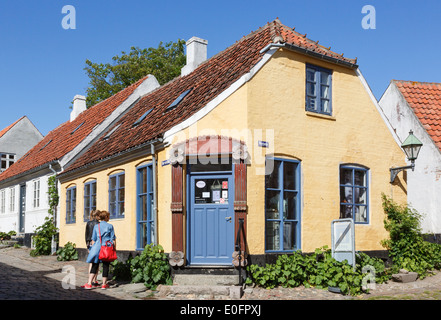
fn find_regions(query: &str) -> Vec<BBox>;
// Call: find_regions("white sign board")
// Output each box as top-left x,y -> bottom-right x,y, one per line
331,218 -> 355,269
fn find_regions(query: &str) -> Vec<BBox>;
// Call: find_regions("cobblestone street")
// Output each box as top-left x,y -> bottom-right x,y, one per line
2,246 -> 441,302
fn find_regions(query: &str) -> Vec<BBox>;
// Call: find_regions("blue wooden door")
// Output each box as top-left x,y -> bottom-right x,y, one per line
189,173 -> 234,265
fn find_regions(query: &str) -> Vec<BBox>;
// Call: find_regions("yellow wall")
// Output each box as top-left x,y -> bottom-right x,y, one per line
245,49 -> 407,253
59,158 -> 152,250
59,47 -> 407,256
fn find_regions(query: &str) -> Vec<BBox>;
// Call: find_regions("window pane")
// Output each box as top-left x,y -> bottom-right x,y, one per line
91,182 -> 96,195
283,222 -> 295,250
119,174 -> 125,188
340,169 -> 352,185
140,195 -> 147,221
340,204 -> 352,219
110,203 -> 116,216
118,202 -> 125,217
118,188 -> 125,202
110,190 -> 116,203
283,192 -> 297,220
354,187 -> 367,205
321,85 -> 329,99
140,168 -> 147,193
321,99 -> 330,113
265,190 -> 280,219
341,185 -> 353,204
109,177 -> 117,190
307,97 -> 317,110
306,69 -> 315,82
265,161 -> 280,189
307,82 -> 316,96
354,170 -> 366,186
265,221 -> 280,251
283,162 -> 296,190
84,184 -> 90,197
321,72 -> 330,85
355,206 -> 367,223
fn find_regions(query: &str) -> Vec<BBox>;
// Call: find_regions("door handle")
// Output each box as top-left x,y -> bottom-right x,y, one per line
225,216 -> 232,222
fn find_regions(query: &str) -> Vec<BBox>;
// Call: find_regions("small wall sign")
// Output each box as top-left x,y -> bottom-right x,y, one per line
258,140 -> 269,148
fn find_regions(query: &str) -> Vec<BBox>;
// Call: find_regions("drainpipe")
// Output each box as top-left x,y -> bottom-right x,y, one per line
48,164 -> 58,255
150,143 -> 158,246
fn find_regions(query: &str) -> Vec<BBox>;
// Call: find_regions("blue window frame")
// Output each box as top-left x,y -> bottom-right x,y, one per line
305,64 -> 332,115
83,180 -> 97,221
66,186 -> 76,224
340,165 -> 369,224
109,172 -> 125,219
136,164 -> 154,250
265,158 -> 301,252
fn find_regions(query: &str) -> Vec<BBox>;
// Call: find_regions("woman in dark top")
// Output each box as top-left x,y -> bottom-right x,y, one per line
83,210 -> 100,288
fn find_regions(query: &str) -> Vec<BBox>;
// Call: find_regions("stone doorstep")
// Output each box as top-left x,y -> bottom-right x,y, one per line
158,284 -> 243,299
173,274 -> 240,286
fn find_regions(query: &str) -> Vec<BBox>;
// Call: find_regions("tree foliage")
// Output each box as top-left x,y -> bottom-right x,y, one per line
84,40 -> 186,108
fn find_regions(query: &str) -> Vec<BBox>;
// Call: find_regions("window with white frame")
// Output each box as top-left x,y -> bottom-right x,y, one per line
9,187 -> 15,212
33,180 -> 40,208
0,153 -> 16,172
0,190 -> 5,213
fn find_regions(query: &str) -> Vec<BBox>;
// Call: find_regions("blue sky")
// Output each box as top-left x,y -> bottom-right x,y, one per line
1,0 -> 440,136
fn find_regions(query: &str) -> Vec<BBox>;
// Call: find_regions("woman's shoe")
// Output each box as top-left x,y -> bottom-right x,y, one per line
101,283 -> 109,289
82,283 -> 93,290
92,282 -> 100,288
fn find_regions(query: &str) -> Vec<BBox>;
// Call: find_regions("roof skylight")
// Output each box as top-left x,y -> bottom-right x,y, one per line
165,88 -> 192,112
132,108 -> 153,127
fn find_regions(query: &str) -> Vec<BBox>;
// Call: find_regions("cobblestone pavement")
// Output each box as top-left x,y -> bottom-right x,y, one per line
2,246 -> 441,301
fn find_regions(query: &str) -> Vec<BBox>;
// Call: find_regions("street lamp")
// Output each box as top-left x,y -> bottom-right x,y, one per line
390,130 -> 423,183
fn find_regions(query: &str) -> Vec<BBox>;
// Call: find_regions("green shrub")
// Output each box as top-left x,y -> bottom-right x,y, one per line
56,242 -> 78,261
246,246 -> 389,296
111,257 -> 133,282
381,194 -> 441,278
0,231 -> 16,241
30,216 -> 58,257
129,244 -> 172,290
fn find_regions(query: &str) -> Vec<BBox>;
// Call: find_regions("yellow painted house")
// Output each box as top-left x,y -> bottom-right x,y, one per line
57,19 -> 407,268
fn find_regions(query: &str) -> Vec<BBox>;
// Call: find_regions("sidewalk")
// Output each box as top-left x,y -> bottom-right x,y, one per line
2,246 -> 441,300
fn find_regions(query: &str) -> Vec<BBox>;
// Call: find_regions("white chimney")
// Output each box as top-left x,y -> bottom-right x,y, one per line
181,36 -> 208,76
70,95 -> 87,121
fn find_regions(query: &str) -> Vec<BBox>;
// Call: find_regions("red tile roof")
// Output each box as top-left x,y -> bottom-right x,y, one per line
0,76 -> 148,183
0,116 -> 25,140
394,80 -> 441,151
60,19 -> 358,175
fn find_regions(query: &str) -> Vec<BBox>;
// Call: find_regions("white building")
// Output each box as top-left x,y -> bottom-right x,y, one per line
0,75 -> 160,241
379,80 -> 441,237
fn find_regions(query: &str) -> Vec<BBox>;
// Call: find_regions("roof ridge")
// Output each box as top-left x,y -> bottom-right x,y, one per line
393,79 -> 441,86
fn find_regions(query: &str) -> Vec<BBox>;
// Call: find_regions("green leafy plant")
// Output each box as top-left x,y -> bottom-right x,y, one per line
381,194 -> 441,278
246,246 -> 390,296
30,175 -> 59,257
111,257 -> 133,282
129,244 -> 172,290
0,231 -> 16,241
56,242 -> 79,261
